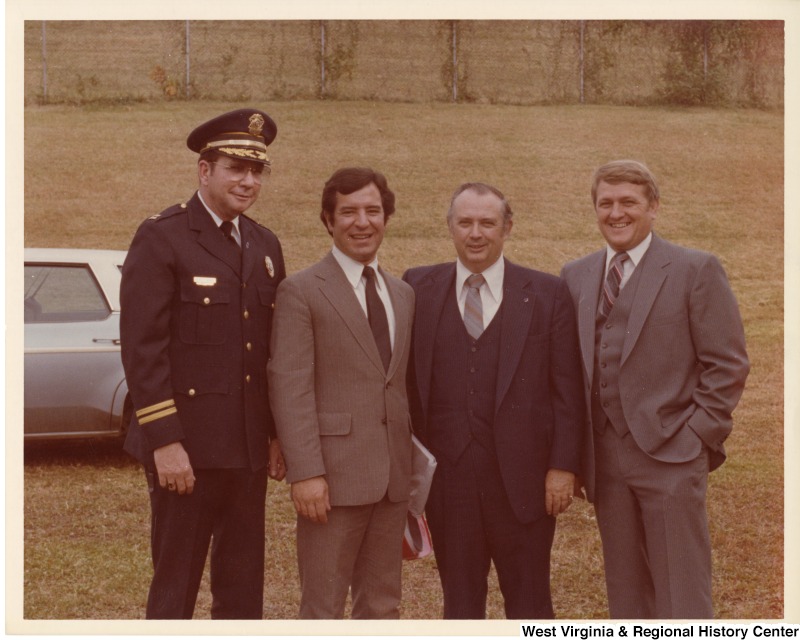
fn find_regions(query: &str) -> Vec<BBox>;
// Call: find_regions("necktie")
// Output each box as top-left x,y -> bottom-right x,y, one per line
601,252 -> 629,317
363,266 -> 392,372
220,220 -> 241,253
463,273 -> 485,340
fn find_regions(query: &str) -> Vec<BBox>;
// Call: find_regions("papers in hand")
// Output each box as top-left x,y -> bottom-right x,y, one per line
408,434 -> 437,517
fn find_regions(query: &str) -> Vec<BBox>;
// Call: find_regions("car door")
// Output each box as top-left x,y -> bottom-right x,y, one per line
24,261 -> 124,438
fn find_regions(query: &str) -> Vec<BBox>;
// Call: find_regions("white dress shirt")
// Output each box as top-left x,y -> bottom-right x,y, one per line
198,191 -> 242,246
331,245 -> 397,348
455,255 -> 505,329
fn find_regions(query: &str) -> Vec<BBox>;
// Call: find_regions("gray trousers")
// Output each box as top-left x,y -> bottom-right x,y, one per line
296,494 -> 408,619
593,426 -> 713,619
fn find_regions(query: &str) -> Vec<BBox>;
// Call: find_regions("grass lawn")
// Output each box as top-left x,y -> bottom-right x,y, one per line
18,100 -> 784,622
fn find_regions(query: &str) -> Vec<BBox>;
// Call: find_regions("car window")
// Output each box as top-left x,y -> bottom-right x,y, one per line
24,264 -> 111,323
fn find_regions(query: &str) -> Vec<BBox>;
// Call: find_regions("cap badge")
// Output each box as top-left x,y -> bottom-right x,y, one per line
265,256 -> 275,278
249,113 -> 265,137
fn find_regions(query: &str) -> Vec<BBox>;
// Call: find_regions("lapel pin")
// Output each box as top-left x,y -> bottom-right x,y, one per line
265,256 -> 275,277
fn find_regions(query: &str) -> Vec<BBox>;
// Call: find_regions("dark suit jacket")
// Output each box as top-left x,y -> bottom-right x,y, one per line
268,252 -> 415,506
403,259 -> 584,524
121,192 -> 286,471
560,234 -> 750,501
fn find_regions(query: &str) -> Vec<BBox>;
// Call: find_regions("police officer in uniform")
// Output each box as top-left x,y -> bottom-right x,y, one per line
120,109 -> 286,619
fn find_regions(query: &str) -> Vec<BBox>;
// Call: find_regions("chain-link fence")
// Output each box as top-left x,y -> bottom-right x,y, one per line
24,20 -> 784,108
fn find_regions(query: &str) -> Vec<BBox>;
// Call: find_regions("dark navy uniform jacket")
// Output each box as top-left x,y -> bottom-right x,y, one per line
120,192 -> 286,471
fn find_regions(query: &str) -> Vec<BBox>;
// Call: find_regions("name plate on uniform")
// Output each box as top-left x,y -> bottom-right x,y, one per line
193,276 -> 217,287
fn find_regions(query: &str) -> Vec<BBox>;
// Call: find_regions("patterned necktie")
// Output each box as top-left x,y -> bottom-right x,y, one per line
220,220 -> 241,253
463,273 -> 485,340
601,252 -> 629,317
363,266 -> 392,372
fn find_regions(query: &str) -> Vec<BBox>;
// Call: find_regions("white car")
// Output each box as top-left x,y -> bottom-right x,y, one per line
24,248 -> 130,440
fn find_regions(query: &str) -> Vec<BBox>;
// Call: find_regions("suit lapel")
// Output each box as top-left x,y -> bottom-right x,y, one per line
414,264 -> 456,420
495,261 -> 536,414
621,236 -> 669,366
576,251 -> 605,381
316,253 -> 386,376
381,268 -> 410,381
189,194 -> 242,277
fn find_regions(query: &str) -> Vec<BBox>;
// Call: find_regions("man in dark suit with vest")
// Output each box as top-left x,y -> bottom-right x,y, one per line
120,109 -> 286,619
560,160 -> 750,618
403,182 -> 584,619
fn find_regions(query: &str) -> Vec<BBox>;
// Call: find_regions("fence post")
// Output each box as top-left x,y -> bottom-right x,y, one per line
703,22 -> 709,93
452,21 -> 458,102
185,20 -> 191,99
41,21 -> 48,103
579,20 -> 585,105
320,21 -> 326,98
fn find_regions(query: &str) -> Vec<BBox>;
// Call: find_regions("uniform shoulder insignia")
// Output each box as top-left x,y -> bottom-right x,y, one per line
147,202 -> 188,223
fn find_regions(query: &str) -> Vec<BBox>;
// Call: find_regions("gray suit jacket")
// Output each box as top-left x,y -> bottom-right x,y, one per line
267,252 -> 415,506
561,234 -> 749,501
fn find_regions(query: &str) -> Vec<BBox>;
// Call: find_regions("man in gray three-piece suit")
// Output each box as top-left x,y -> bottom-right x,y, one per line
268,167 -> 414,619
560,160 -> 750,619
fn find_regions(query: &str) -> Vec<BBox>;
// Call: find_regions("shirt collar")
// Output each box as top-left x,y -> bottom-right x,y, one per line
331,245 -> 381,289
605,232 -> 652,270
456,255 -> 505,302
198,191 -> 240,234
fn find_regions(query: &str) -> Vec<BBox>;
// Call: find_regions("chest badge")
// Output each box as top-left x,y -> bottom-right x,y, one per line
265,256 -> 275,278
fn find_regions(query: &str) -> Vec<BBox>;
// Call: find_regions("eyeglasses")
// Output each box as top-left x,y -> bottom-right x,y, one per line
209,161 -> 271,183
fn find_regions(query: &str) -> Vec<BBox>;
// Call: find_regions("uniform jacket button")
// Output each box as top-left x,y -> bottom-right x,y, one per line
188,388 -> 196,397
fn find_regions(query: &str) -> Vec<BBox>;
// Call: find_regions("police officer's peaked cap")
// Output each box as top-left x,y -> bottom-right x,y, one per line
187,108 -> 277,165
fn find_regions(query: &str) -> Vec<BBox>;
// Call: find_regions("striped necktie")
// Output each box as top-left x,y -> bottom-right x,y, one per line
601,252 -> 629,317
463,273 -> 485,340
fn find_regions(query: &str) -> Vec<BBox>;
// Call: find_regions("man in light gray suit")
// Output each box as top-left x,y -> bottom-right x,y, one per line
268,167 -> 414,619
560,160 -> 749,619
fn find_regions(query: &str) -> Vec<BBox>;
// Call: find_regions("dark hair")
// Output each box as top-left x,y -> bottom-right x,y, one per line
198,150 -> 222,174
319,167 -> 395,233
447,182 -> 513,226
591,160 -> 660,205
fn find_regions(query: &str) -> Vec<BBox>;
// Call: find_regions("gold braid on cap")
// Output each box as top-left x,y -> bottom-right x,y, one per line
201,138 -> 270,163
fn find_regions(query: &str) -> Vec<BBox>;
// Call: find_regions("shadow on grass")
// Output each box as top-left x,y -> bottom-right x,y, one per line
23,438 -> 136,468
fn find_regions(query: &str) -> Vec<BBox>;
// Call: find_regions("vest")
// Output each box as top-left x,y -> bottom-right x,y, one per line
428,285 -> 503,465
591,258 -> 646,436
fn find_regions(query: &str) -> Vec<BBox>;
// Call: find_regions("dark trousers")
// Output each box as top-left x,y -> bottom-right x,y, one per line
144,466 -> 269,619
425,442 -> 556,619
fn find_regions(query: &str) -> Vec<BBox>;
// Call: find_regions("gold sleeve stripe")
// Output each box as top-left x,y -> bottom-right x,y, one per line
136,399 -> 175,418
138,407 -> 178,425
